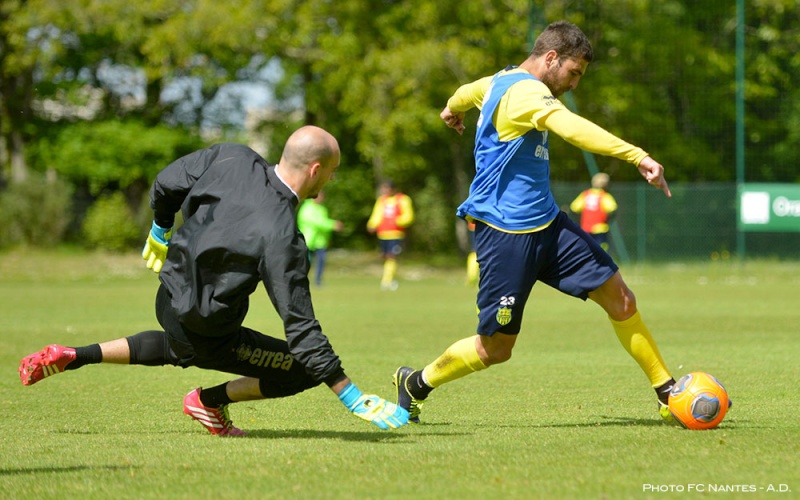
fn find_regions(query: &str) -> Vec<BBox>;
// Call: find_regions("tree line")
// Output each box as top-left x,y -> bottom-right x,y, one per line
1,0 -> 798,253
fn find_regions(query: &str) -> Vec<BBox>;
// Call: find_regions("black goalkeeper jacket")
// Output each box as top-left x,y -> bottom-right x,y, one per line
150,143 -> 344,385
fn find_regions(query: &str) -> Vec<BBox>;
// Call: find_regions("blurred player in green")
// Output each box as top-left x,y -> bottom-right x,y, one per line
570,172 -> 617,252
367,180 -> 414,290
394,21 -> 681,424
297,190 -> 343,286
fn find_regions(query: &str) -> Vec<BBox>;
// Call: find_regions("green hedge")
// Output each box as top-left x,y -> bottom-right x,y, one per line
0,174 -> 73,247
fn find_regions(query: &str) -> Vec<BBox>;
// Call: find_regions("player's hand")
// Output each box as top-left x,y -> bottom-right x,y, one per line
142,221 -> 173,273
338,382 -> 409,430
637,156 -> 671,198
440,106 -> 466,135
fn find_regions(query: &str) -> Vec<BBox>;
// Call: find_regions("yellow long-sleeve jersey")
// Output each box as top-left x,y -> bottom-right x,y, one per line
446,68 -> 649,166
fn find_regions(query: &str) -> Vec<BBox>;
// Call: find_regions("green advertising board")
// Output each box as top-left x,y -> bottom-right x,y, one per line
738,183 -> 800,232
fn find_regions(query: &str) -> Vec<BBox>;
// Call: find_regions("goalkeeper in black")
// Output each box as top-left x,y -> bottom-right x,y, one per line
19,125 -> 409,435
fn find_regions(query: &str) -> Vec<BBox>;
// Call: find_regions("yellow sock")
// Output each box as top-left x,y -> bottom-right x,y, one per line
422,336 -> 488,388
381,259 -> 397,286
466,252 -> 479,286
610,311 -> 672,387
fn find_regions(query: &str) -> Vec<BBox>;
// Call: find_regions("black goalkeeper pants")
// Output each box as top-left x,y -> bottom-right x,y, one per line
127,285 -> 320,398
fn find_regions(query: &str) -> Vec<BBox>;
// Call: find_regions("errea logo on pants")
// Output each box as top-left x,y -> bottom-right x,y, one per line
236,344 -> 294,370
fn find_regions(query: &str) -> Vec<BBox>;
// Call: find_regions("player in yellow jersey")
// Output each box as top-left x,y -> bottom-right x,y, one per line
367,180 -> 414,290
570,173 -> 618,251
394,21 -> 680,424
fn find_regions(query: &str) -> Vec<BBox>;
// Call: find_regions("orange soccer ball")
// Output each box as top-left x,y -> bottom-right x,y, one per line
668,372 -> 730,430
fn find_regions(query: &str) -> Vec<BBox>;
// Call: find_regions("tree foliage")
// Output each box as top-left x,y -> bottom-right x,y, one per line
32,120 -> 203,195
1,0 -> 798,252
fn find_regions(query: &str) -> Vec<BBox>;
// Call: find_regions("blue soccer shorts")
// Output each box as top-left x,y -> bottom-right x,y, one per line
378,238 -> 404,257
473,211 -> 618,335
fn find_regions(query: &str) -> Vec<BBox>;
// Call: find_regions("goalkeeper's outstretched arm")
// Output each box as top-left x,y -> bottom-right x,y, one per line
332,377 -> 409,430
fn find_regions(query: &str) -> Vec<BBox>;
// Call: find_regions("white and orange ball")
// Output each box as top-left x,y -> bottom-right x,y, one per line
668,372 -> 730,430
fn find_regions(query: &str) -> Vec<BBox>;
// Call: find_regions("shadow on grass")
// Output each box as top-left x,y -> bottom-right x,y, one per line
47,427 -> 467,439
243,428 -> 467,441
0,464 -> 138,476
470,415 -> 669,429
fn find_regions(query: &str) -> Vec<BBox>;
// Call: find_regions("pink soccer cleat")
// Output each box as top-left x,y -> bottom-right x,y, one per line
183,388 -> 246,437
19,344 -> 77,386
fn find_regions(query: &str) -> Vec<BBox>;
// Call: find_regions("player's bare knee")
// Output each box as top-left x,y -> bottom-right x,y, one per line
484,347 -> 513,366
597,283 -> 637,321
607,294 -> 637,321
620,289 -> 637,318
478,333 -> 516,366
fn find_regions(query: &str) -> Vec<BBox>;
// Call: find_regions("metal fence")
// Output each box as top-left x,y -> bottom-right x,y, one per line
552,182 -> 800,262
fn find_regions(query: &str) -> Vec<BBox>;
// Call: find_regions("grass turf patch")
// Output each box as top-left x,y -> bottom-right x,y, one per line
1,252 -> 798,498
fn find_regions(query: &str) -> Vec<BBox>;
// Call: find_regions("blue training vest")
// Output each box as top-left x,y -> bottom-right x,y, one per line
456,70 -> 559,232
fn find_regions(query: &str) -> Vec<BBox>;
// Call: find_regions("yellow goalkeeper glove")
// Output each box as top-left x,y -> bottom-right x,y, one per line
142,221 -> 173,273
338,382 -> 409,430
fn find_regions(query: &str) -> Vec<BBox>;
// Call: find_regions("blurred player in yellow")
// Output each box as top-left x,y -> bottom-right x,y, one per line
570,172 -> 617,251
465,220 -> 479,286
367,180 -> 414,290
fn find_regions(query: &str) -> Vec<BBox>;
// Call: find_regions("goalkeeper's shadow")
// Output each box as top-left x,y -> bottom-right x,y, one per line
246,428 -> 400,441
244,427 -> 468,441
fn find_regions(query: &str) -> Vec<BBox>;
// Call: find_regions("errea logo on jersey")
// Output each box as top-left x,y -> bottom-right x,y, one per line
535,144 -> 549,160
534,130 -> 549,160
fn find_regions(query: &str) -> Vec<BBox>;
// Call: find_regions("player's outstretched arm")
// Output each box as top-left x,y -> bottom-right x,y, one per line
637,156 -> 671,198
336,380 -> 409,430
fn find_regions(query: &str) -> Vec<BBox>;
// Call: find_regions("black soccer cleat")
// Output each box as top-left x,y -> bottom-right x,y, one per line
393,366 -> 423,424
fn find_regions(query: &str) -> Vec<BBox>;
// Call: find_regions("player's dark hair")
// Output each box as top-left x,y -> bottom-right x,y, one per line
531,20 -> 593,62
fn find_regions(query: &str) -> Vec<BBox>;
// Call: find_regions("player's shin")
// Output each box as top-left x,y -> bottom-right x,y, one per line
609,311 -> 672,388
422,336 -> 488,388
381,259 -> 397,287
68,344 -> 103,369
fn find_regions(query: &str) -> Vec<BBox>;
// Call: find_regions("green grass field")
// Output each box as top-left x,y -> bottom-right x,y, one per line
1,251 -> 798,499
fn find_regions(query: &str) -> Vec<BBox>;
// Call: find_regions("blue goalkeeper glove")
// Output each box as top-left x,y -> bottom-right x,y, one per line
338,382 -> 409,430
142,221 -> 173,273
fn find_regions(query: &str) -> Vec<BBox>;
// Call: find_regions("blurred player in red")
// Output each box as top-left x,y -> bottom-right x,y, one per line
367,180 -> 414,290
570,172 -> 617,251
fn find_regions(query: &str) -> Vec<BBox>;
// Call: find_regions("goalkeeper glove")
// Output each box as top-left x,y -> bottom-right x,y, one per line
142,221 -> 173,273
338,382 -> 409,430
